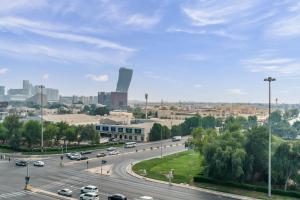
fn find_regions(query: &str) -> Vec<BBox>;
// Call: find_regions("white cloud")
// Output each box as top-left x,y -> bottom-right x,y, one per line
243,55 -> 300,75
182,0 -> 259,26
0,17 -> 135,52
42,73 -> 50,80
227,89 -> 247,95
126,14 -> 160,29
0,40 -> 132,65
267,15 -> 300,38
86,74 -> 109,82
0,0 -> 47,13
143,71 -> 176,83
194,84 -> 203,88
0,68 -> 8,75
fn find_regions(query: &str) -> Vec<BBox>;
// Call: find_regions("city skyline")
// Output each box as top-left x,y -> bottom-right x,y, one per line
1,1 -> 300,103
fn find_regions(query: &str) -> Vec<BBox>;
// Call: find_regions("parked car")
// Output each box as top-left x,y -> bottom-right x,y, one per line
57,188 -> 72,197
96,152 -> 106,158
70,153 -> 81,160
77,156 -> 89,161
108,194 -> 127,200
15,160 -> 27,166
81,151 -> 92,155
33,160 -> 45,167
80,192 -> 99,200
107,147 -> 117,151
108,150 -> 119,155
80,185 -> 98,194
135,196 -> 153,200
66,153 -> 72,158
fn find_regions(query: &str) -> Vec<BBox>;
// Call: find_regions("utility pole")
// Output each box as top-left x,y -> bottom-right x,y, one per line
160,126 -> 163,159
264,77 -> 276,198
39,85 -> 45,153
145,93 -> 148,119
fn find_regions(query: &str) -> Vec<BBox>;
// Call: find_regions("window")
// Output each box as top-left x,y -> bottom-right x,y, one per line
118,128 -> 123,133
102,126 -> 109,131
126,128 -> 133,133
111,127 -> 116,132
96,126 -> 101,130
134,136 -> 137,141
124,135 -> 127,139
119,135 -> 123,139
134,129 -> 142,134
129,135 -> 132,140
141,136 -> 144,141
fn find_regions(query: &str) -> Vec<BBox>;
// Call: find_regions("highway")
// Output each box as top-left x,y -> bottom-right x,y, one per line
0,139 -> 235,200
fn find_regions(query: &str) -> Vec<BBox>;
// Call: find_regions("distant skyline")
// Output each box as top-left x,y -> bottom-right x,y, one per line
1,0 -> 300,103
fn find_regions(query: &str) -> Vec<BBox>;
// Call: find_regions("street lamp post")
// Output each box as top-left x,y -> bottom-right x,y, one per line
39,85 -> 45,153
264,77 -> 276,198
160,126 -> 163,159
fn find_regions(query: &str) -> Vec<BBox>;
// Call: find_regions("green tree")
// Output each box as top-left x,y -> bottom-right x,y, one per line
3,115 -> 22,150
248,116 -> 257,128
0,123 -> 8,143
56,122 -> 69,144
149,123 -> 170,141
65,126 -> 77,144
273,142 -> 300,191
202,116 -> 216,129
44,123 -> 59,146
244,126 -> 268,182
270,110 -> 282,124
22,120 -> 41,148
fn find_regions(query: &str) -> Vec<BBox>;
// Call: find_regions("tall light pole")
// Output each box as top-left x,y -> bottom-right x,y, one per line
264,77 -> 276,198
39,85 -> 45,152
145,93 -> 148,119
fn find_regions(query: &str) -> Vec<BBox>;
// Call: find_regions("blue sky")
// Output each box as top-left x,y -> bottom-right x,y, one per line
1,0 -> 300,103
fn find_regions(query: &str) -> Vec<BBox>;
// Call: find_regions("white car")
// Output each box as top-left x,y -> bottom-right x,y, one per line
33,161 -> 45,167
108,150 -> 119,155
70,154 -> 81,160
107,147 -> 117,151
136,196 -> 153,200
80,192 -> 99,200
80,185 -> 98,194
57,188 -> 72,197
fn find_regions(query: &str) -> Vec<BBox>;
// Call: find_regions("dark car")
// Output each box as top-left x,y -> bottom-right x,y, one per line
80,151 -> 92,155
77,156 -> 89,161
96,152 -> 106,158
108,194 -> 127,200
15,160 -> 27,166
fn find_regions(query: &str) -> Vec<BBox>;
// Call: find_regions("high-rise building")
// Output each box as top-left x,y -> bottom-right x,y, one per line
116,67 -> 133,93
0,86 -> 4,96
45,88 -> 59,102
98,68 -> 133,110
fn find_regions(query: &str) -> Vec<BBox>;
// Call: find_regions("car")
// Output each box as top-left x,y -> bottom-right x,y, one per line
108,194 -> 127,200
80,185 -> 98,194
107,147 -> 117,151
77,156 -> 89,161
66,153 -> 72,158
108,150 -> 119,155
57,188 -> 72,197
96,152 -> 106,158
135,196 -> 153,200
80,192 -> 99,200
172,136 -> 182,142
81,151 -> 92,155
15,160 -> 27,166
33,160 -> 45,167
69,153 -> 81,160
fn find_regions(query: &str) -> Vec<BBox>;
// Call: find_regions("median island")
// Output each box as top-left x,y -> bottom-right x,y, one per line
133,150 -> 299,200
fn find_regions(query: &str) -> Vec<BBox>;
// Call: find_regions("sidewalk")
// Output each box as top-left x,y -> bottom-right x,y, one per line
126,160 -> 259,200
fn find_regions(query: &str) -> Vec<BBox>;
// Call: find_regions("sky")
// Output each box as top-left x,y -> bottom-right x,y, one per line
1,0 -> 300,103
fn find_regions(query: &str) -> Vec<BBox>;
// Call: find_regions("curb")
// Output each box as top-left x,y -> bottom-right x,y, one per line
126,155 -> 260,200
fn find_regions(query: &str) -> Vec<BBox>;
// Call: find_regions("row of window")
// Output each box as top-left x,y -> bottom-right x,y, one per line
113,134 -> 144,141
96,126 -> 142,134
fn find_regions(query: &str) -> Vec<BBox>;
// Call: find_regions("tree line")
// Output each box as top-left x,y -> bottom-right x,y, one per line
0,115 -> 99,150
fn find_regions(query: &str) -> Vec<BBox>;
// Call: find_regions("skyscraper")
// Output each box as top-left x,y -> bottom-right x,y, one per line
116,67 -> 133,93
0,86 -> 4,96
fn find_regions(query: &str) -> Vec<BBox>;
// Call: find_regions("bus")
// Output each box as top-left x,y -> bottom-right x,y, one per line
124,142 -> 137,148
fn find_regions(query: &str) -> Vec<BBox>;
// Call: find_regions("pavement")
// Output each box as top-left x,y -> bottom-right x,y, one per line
0,138 -> 255,200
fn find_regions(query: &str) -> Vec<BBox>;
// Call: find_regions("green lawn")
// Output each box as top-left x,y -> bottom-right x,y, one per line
133,151 -> 299,200
133,151 -> 203,184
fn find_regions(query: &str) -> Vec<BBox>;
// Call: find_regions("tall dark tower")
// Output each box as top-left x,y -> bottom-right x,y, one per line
116,67 -> 133,93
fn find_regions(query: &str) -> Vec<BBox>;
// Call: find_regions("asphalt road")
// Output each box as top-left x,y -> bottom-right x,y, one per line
0,139 -> 235,200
